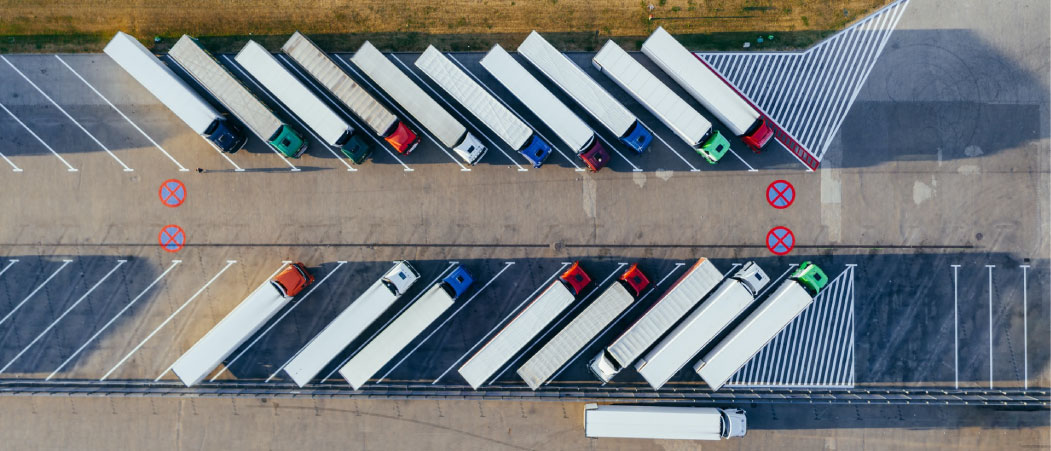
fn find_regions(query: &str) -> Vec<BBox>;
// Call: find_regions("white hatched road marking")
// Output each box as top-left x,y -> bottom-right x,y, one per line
0,259 -> 73,329
218,55 -> 300,171
0,100 -> 75,171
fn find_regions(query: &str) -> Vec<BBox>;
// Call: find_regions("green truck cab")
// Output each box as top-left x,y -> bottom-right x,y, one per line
698,130 -> 731,164
339,133 -> 374,164
269,125 -> 309,158
792,262 -> 828,296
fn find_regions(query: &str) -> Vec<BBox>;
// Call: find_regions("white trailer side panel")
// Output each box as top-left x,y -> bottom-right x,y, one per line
170,282 -> 289,387
414,46 -> 532,149
458,283 -> 574,389
635,280 -> 754,389
606,259 -> 722,369
339,284 -> 454,389
516,284 -> 633,389
235,41 -> 349,145
169,35 -> 283,140
592,40 -> 711,147
694,281 -> 813,391
104,32 -> 220,134
479,45 -> 593,153
517,31 -> 636,136
641,27 -> 757,137
281,32 -> 398,136
283,281 -> 398,387
350,42 -> 466,148
585,405 -> 724,440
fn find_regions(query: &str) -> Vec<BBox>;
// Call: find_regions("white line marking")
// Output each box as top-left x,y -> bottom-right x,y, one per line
158,55 -> 245,171
101,260 -> 235,381
47,260 -> 181,380
0,259 -> 72,329
55,55 -> 189,171
0,135 -> 21,171
951,264 -> 960,389
726,148 -> 757,172
270,55 -> 357,172
1021,264 -> 1029,389
219,55 -> 300,171
638,118 -> 698,171
986,264 -> 994,389
0,101 -> 76,171
432,262 -> 570,385
757,264 -> 798,298
0,260 -> 126,374
0,259 -> 18,279
1,56 -> 133,171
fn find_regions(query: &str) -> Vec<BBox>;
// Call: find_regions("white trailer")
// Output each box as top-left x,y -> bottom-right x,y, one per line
589,258 -> 722,383
479,44 -> 610,172
283,261 -> 420,387
641,27 -> 773,151
458,263 -> 590,389
338,266 -> 473,390
516,265 -> 649,390
350,41 -> 487,165
168,35 -> 308,158
591,40 -> 730,164
584,404 -> 747,440
635,263 -> 768,390
694,262 -> 828,391
517,31 -> 653,154
103,32 -> 246,153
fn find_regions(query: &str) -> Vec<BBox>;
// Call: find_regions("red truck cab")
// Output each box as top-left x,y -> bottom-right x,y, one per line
742,118 -> 774,153
618,264 -> 650,297
560,262 -> 592,295
271,262 -> 315,297
385,121 -> 420,155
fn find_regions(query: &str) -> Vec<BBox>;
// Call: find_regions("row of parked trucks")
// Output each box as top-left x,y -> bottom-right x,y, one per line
104,27 -> 772,170
168,259 -> 827,393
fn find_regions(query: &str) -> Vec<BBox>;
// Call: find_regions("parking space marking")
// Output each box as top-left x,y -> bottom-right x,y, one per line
0,259 -> 18,279
218,56 -> 301,172
0,134 -> 22,171
1,56 -> 134,172
101,260 -> 236,381
0,101 -> 75,171
757,264 -> 798,299
47,260 -> 181,380
0,259 -> 126,374
0,259 -> 72,329
211,261 -> 346,382
952,264 -> 960,389
432,261 -> 569,385
638,118 -> 699,172
1020,264 -> 1029,389
337,56 -> 470,172
447,55 -> 585,171
986,264 -> 994,388
375,261 -> 516,384
54,55 -> 189,172
594,135 -> 641,172
390,57 -> 528,172
726,148 -> 758,172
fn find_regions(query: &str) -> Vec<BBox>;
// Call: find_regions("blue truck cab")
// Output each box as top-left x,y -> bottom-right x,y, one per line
441,266 -> 474,299
519,134 -> 552,168
206,119 -> 247,153
620,121 -> 653,154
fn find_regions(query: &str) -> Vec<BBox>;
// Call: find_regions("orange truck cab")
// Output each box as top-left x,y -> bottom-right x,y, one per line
271,262 -> 315,297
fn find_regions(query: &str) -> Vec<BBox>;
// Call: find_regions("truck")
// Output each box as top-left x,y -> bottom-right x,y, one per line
283,261 -> 420,387
168,35 -> 308,158
339,266 -> 473,389
480,44 -> 611,172
589,258 -> 723,383
641,27 -> 774,153
458,262 -> 591,389
349,42 -> 487,165
694,262 -> 829,391
517,31 -> 653,155
234,40 -> 373,164
634,262 -> 768,390
413,45 -> 553,168
516,264 -> 649,390
170,263 -> 314,386
592,40 -> 731,164
103,32 -> 246,153
281,32 -> 419,155
584,404 -> 747,440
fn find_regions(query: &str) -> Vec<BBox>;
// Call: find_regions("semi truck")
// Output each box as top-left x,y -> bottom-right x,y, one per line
589,258 -> 723,383
283,261 -> 420,387
168,35 -> 308,158
480,44 -> 611,172
413,45 -> 553,168
584,404 -> 747,440
338,266 -> 473,390
349,42 -> 487,165
170,263 -> 314,386
234,41 -> 373,164
641,27 -> 774,152
634,262 -> 768,390
458,262 -> 591,389
103,32 -> 246,153
516,264 -> 649,390
694,262 -> 829,391
592,40 -> 731,164
281,32 -> 419,155
517,31 -> 653,155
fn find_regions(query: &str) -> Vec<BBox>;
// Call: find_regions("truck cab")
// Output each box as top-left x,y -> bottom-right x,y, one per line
385,121 -> 420,155
620,122 -> 653,154
270,262 -> 315,297
731,262 -> 769,296
719,408 -> 748,438
588,350 -> 621,383
698,130 -> 731,164
441,266 -> 474,298
579,139 -> 611,172
520,135 -> 552,168
205,119 -> 247,153
336,130 -> 374,164
741,118 -> 773,153
454,133 -> 488,165
382,261 -> 421,296
559,262 -> 592,295
618,264 -> 650,297
792,262 -> 828,295
269,125 -> 309,158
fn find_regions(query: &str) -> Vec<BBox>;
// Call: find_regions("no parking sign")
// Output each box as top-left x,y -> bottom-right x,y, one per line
766,226 -> 795,255
766,180 -> 794,209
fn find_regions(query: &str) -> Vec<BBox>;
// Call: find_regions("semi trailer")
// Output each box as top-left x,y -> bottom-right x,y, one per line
584,404 -> 746,440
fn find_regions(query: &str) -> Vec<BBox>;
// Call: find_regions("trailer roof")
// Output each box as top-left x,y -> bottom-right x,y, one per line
585,405 -> 724,440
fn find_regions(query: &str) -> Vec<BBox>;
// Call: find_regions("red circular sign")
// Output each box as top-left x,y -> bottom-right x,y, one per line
766,226 -> 795,255
159,179 -> 186,208
159,225 -> 185,253
766,180 -> 794,209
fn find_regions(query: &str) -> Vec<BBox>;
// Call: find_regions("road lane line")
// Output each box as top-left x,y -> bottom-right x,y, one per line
0,101 -> 75,171
952,264 -> 960,389
0,259 -> 73,329
218,55 -> 300,171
